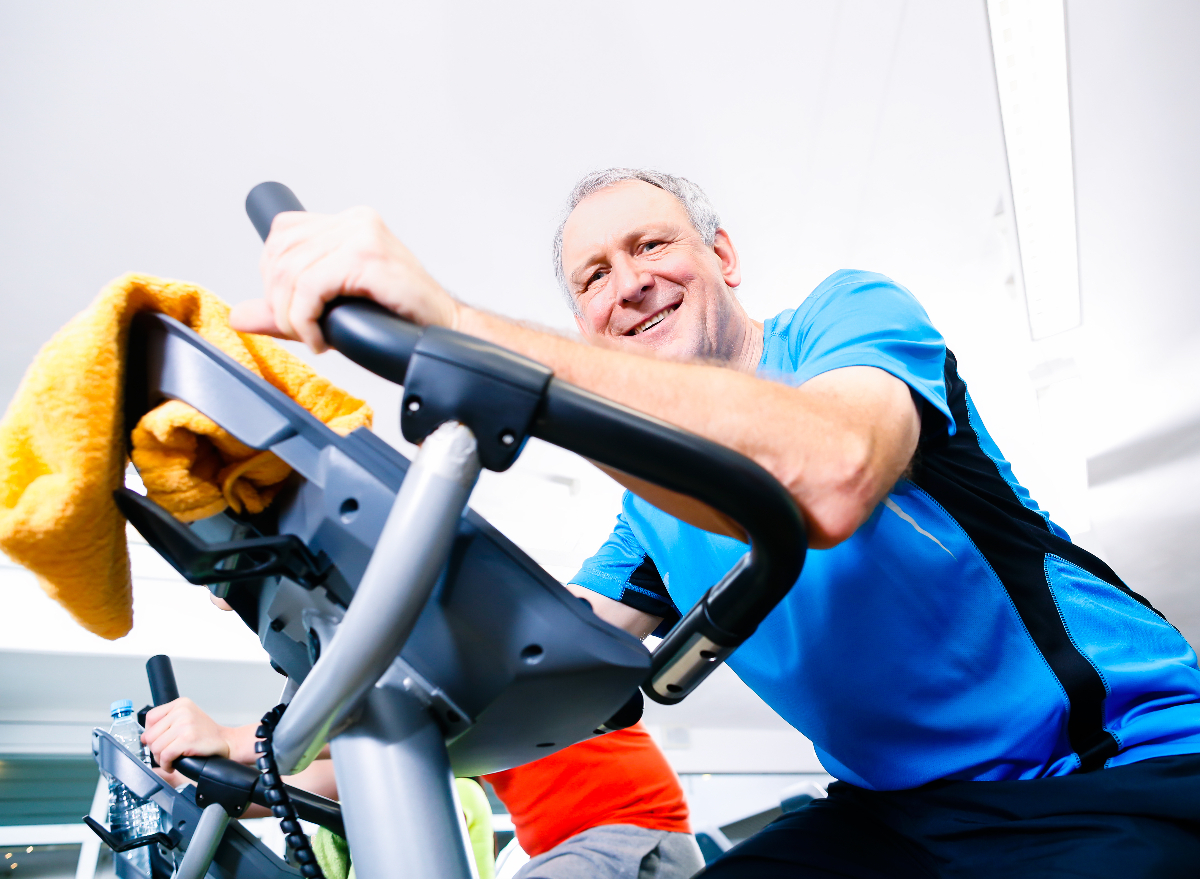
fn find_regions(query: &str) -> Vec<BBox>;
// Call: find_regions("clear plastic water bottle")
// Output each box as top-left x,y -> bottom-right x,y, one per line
107,699 -> 161,878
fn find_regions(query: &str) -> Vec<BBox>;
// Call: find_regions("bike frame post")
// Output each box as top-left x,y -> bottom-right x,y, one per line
331,686 -> 478,879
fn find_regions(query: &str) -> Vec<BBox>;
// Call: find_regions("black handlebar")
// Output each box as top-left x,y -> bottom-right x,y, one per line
147,654 -> 180,706
245,182 -> 304,241
244,182 -> 807,702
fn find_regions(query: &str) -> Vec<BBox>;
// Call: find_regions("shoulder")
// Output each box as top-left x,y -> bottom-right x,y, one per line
763,271 -> 937,355
762,270 -> 943,373
760,270 -> 955,433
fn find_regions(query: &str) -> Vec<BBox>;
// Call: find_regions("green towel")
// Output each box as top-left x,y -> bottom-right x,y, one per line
312,826 -> 353,879
309,779 -> 494,879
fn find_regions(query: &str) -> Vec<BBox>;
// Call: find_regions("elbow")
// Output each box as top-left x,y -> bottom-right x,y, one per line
783,434 -> 880,549
805,506 -> 868,549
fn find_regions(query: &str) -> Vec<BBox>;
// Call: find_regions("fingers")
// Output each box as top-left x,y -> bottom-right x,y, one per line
259,213 -> 325,341
140,697 -> 229,773
287,249 -> 375,353
256,205 -> 458,352
268,210 -> 308,235
207,592 -> 233,611
229,300 -> 284,337
259,213 -> 344,349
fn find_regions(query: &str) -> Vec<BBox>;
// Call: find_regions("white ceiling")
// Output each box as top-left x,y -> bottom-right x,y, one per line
1,1 -> 1198,757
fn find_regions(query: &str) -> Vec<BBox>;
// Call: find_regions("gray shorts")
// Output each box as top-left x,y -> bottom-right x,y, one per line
515,824 -> 705,879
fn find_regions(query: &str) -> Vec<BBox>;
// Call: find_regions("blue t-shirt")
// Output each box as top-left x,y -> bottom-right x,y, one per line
572,270 -> 1200,791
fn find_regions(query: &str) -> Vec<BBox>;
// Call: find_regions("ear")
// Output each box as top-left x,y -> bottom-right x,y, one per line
712,229 -> 742,289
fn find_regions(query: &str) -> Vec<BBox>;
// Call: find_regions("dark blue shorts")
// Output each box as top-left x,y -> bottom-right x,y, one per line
698,755 -> 1200,878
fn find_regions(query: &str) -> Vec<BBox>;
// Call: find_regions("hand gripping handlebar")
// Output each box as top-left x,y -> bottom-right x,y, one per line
146,655 -> 344,833
244,181 -> 807,705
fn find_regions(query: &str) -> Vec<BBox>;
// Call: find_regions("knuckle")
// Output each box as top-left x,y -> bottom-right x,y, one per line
269,262 -> 292,287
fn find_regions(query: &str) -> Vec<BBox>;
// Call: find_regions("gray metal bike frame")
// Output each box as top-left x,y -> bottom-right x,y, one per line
332,685 -> 478,879
272,421 -> 483,775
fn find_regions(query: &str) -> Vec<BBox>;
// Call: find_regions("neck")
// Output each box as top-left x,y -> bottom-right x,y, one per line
722,304 -> 765,375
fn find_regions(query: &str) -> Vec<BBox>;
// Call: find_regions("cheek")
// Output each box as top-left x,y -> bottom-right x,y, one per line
654,248 -> 707,284
579,294 -> 610,335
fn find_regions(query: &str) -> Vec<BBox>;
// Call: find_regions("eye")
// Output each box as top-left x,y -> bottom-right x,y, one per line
584,269 -> 606,290
642,241 -> 662,253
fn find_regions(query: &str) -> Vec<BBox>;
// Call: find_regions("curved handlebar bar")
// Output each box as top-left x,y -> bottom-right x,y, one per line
244,182 -> 807,704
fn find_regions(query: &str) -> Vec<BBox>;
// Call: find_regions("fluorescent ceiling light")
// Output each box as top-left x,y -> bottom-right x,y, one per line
986,0 -> 1081,340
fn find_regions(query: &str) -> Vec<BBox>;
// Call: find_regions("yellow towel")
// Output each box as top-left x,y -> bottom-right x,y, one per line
0,273 -> 372,639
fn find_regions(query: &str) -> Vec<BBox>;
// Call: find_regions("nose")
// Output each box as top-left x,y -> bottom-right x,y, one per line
611,253 -> 652,304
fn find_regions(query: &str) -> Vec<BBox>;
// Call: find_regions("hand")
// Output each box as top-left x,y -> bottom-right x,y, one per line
230,207 -> 461,352
142,697 -> 250,772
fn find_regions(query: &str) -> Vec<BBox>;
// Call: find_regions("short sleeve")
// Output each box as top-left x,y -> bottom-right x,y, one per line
571,512 -> 680,625
760,270 -> 956,436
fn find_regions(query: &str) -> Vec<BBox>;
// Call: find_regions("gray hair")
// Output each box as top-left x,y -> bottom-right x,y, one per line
552,168 -> 721,311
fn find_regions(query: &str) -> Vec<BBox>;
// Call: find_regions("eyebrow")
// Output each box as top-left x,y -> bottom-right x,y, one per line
566,223 -> 680,288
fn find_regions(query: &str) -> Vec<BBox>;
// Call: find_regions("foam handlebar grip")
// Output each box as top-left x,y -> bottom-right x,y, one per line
245,182 -> 306,242
147,654 -> 180,707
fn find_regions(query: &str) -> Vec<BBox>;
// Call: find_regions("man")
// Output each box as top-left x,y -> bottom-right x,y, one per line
233,168 -> 1200,877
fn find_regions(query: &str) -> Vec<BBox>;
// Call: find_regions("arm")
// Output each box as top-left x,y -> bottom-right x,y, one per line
566,583 -> 662,640
454,313 -> 919,548
234,209 -> 919,548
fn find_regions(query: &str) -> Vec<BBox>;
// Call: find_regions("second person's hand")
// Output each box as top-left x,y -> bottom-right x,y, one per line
142,697 -> 258,773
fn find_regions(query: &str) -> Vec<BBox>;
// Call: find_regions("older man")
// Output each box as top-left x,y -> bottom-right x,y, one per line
235,169 -> 1200,878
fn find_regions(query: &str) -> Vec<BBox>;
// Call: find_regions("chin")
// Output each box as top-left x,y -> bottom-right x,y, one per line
632,334 -> 698,363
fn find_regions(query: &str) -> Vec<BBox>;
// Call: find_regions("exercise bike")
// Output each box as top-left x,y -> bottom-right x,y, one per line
86,183 -> 807,879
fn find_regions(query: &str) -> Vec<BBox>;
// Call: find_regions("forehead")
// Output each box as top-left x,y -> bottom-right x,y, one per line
560,180 -> 691,268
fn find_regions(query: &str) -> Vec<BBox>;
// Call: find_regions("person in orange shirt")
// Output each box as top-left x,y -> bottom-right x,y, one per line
145,698 -> 703,879
484,721 -> 703,879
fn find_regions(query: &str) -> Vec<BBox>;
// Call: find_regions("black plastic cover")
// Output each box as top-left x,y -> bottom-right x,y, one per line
115,488 -> 330,588
597,690 -> 644,733
189,756 -> 259,818
401,326 -> 553,471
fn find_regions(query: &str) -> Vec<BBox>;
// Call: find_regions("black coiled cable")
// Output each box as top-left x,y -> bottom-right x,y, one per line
255,703 -> 325,878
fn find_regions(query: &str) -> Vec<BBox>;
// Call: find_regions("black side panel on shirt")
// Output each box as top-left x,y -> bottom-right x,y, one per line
909,350 -> 1164,772
623,555 -> 681,628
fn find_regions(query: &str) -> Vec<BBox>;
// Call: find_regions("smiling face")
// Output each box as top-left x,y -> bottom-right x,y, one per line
560,180 -> 745,363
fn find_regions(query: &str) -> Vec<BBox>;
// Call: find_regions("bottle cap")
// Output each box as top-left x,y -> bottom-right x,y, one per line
109,699 -> 134,717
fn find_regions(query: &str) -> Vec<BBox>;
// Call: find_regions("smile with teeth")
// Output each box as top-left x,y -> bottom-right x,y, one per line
629,304 -> 680,335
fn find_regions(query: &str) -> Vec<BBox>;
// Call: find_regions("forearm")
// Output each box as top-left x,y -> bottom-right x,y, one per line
454,307 -> 916,546
223,723 -> 261,764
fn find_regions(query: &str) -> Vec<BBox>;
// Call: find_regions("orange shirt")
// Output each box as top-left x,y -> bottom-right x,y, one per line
482,722 -> 691,857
